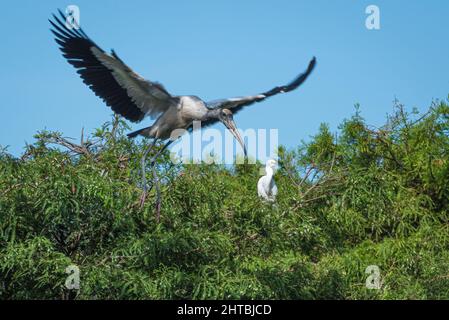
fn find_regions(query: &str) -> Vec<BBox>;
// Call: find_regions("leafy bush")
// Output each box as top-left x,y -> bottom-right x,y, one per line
1,99 -> 448,299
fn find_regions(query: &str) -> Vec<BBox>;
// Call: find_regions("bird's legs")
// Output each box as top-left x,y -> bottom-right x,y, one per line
147,140 -> 174,220
148,140 -> 174,169
139,139 -> 157,207
139,139 -> 174,221
153,166 -> 161,222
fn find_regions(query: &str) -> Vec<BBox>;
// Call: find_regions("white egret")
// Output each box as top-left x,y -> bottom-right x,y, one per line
258,159 -> 278,202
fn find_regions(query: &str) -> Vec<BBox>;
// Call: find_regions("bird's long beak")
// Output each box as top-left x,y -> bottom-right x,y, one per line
223,117 -> 247,157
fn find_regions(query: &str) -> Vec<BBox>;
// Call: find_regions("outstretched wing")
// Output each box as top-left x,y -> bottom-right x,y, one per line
206,57 -> 316,114
50,10 -> 174,122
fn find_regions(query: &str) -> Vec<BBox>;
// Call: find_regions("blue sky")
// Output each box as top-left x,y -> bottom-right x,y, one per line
1,0 -> 448,158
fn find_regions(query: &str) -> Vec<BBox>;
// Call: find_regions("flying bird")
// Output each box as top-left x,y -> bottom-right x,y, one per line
49,10 -> 316,211
258,159 -> 278,202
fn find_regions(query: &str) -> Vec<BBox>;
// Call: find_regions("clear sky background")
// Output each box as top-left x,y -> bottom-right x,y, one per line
1,0 -> 448,159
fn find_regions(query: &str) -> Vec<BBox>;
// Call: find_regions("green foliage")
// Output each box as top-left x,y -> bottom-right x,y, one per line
1,100 -> 448,299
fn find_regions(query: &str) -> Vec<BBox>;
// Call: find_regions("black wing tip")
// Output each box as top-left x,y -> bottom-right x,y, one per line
284,56 -> 317,90
308,56 -> 317,72
57,8 -> 67,21
49,10 -> 67,32
50,8 -> 89,40
51,9 -> 65,23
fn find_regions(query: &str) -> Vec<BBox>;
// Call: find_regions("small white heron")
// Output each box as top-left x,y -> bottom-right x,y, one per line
258,159 -> 278,202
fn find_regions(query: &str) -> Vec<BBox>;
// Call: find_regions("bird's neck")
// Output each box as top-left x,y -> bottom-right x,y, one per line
201,109 -> 220,122
265,166 -> 274,178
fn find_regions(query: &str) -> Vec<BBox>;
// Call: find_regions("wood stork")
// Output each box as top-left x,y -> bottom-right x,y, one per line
258,159 -> 278,202
49,10 -> 316,212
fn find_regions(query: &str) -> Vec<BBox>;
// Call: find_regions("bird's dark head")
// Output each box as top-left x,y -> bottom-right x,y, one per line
217,108 -> 233,121
217,108 -> 247,157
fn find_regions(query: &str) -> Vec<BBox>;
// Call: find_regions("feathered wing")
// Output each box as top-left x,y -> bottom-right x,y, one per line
50,10 -> 174,122
206,57 -> 316,115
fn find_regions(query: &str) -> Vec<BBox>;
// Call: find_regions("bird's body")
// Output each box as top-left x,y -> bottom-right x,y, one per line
133,96 -> 209,140
258,160 -> 278,202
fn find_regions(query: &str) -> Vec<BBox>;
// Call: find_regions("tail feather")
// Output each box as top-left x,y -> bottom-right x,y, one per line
127,127 -> 149,139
